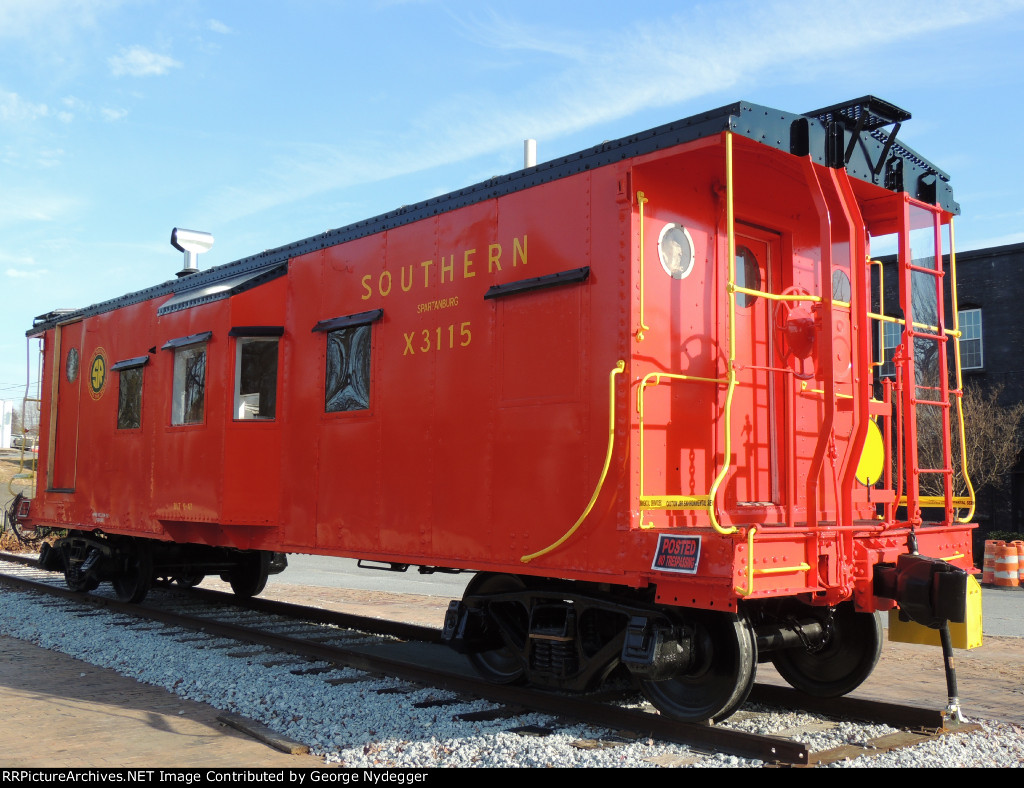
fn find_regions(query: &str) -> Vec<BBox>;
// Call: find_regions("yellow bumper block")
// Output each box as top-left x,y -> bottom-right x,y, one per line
887,574 -> 983,650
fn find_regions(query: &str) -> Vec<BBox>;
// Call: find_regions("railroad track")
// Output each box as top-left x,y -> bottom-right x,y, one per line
0,553 -> 980,767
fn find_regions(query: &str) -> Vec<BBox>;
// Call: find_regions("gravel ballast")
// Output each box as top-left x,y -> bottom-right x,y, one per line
0,586 -> 1021,768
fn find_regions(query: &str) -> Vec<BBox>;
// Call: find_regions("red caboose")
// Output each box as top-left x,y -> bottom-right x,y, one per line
15,96 -> 980,722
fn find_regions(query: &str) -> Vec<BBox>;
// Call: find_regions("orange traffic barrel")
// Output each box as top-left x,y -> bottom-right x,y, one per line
993,542 -> 1020,587
982,540 -> 1002,584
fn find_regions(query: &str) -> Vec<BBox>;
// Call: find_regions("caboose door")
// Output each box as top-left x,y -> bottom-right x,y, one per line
48,320 -> 84,492
728,227 -> 784,508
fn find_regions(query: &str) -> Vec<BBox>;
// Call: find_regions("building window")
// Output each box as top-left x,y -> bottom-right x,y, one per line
325,325 -> 371,412
959,308 -> 983,371
172,343 -> 207,425
111,356 -> 148,430
880,320 -> 902,378
234,337 -> 279,419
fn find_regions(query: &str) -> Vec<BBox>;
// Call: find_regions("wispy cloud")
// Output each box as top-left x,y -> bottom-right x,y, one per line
207,19 -> 233,35
2,251 -> 48,279
35,149 -> 65,168
969,231 -> 1024,250
0,89 -> 50,124
204,0 -> 1024,227
2,91 -> 128,128
6,266 -> 50,279
0,0 -> 127,41
0,190 -> 79,226
454,10 -> 590,61
101,107 -> 128,121
109,45 -> 182,77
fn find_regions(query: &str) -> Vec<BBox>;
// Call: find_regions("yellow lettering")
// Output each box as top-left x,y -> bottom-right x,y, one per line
513,235 -> 527,267
401,321 -> 473,359
357,234 -> 527,297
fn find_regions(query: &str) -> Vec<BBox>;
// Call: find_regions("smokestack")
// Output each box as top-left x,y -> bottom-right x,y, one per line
171,228 -> 215,277
524,139 -> 537,169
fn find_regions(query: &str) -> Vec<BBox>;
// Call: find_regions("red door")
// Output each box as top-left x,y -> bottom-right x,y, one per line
727,228 -> 784,509
50,322 -> 84,491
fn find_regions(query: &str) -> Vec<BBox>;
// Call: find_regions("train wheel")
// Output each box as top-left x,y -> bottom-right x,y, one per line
770,603 -> 882,697
640,610 -> 757,723
229,553 -> 269,598
65,572 -> 99,593
465,573 -> 529,685
174,573 -> 205,588
111,545 -> 154,604
61,539 -> 100,592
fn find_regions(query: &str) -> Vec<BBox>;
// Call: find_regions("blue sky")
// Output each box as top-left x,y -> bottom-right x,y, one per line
2,0 -> 1024,400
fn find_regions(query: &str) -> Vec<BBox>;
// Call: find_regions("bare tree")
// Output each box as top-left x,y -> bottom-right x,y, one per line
917,382 -> 1024,498
10,400 -> 40,438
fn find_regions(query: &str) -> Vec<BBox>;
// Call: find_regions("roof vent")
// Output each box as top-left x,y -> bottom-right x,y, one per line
171,228 -> 214,277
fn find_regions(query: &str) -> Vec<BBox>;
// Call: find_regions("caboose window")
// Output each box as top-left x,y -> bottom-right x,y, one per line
313,310 -> 380,413
117,367 -> 143,429
111,356 -> 148,430
325,325 -> 371,412
171,344 -> 207,425
735,246 -> 761,307
234,337 -> 279,419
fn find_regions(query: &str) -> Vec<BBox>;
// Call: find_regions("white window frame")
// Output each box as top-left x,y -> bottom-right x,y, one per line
879,320 -> 902,378
958,308 -> 983,371
234,337 -> 279,420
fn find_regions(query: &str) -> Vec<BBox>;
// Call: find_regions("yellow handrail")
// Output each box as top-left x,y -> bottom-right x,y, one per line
733,286 -> 821,305
520,361 -> 625,563
947,218 -> 976,522
636,192 -> 650,341
636,371 -> 729,523
868,257 -> 885,369
705,131 -> 740,537
639,134 -> 739,537
734,526 -> 812,596
735,527 -> 758,595
867,310 -> 960,338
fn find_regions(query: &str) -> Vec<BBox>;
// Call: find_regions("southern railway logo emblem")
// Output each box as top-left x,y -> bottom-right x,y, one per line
89,348 -> 107,400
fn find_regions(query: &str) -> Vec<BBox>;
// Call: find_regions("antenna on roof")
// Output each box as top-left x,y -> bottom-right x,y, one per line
171,228 -> 214,277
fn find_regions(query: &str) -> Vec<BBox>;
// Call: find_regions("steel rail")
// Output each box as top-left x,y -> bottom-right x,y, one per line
0,554 -> 973,736
748,684 -> 954,731
0,567 -> 808,765
182,585 -> 442,645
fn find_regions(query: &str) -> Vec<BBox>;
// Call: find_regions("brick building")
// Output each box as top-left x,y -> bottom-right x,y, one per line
879,241 -> 1024,548
951,241 -> 1024,536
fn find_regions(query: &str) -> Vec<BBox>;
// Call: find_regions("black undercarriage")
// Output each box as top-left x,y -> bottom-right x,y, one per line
442,572 -> 884,723
38,530 -> 286,602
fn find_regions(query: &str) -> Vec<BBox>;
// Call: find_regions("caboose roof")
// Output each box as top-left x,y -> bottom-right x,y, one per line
29,96 -> 955,335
